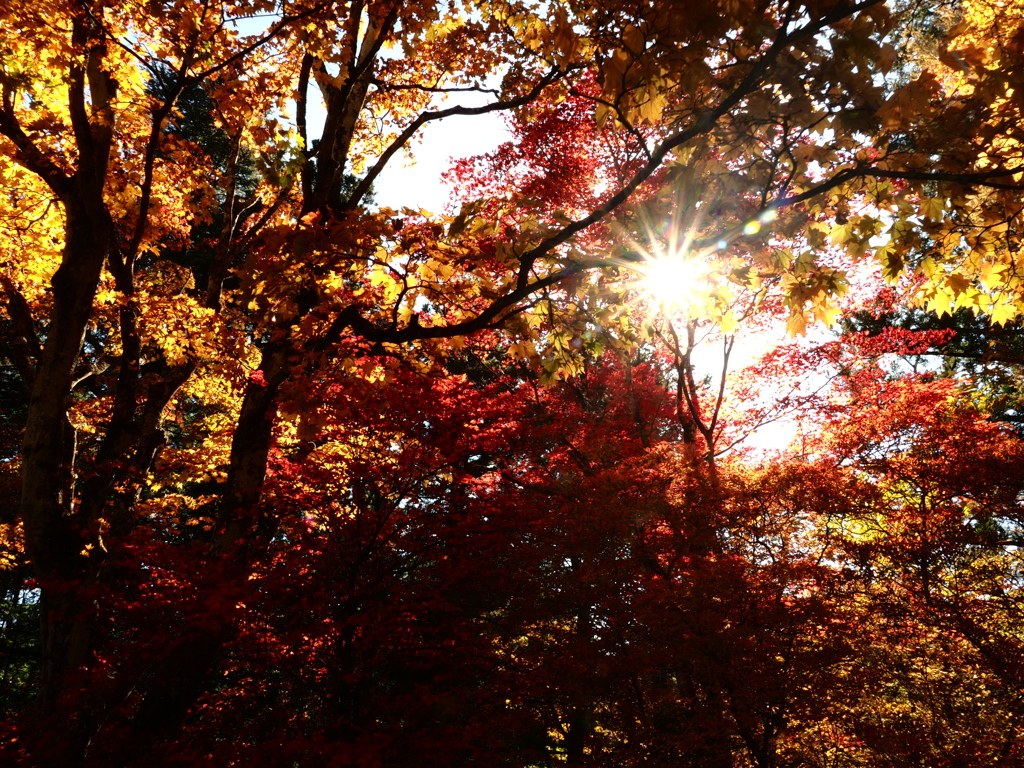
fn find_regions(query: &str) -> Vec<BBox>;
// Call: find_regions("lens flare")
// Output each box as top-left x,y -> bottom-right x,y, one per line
639,254 -> 708,310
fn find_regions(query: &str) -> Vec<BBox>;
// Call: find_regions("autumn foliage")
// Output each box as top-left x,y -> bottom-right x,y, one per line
2,0 -> 1024,765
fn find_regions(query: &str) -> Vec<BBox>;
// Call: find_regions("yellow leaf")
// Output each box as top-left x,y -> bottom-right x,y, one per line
989,301 -> 1018,326
917,197 -> 945,221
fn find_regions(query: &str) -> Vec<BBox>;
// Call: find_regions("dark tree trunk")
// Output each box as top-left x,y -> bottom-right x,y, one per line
19,192 -> 114,765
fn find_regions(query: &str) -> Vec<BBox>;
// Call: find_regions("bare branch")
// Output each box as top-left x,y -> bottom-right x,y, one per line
371,79 -> 502,96
346,68 -> 566,208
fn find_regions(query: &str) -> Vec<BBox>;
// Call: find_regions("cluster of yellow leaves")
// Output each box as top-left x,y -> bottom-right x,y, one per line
886,0 -> 1024,323
0,164 -> 64,302
0,522 -> 25,571
139,296 -> 221,366
137,493 -> 218,532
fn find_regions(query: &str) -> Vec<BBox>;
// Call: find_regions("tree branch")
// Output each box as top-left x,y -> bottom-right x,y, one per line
0,81 -> 73,199
0,275 -> 41,389
345,68 -> 566,209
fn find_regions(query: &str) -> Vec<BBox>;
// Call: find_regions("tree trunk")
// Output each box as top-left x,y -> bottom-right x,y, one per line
20,196 -> 113,764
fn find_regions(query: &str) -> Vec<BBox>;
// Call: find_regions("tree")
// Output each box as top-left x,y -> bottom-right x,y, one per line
2,0 -> 1024,764
799,331 -> 1024,766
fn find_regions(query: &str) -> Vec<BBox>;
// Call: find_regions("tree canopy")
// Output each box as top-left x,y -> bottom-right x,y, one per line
1,0 -> 1024,765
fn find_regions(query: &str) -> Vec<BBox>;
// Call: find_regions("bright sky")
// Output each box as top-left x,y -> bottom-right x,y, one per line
373,109 -> 511,212
304,89 -> 512,213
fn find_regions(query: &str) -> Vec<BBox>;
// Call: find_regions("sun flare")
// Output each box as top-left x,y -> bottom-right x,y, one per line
638,254 -> 709,311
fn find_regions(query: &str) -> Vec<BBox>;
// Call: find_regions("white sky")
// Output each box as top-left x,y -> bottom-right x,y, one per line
373,109 -> 511,213
304,89 -> 512,213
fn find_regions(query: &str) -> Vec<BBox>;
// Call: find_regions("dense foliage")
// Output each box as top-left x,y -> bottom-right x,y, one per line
1,0 -> 1023,765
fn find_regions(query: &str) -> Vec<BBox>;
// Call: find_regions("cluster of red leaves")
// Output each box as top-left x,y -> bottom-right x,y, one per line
5,320 -> 1024,766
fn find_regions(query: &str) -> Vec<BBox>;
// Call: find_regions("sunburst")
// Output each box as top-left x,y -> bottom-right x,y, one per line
637,252 -> 711,312
622,212 -> 714,314
619,205 -> 778,315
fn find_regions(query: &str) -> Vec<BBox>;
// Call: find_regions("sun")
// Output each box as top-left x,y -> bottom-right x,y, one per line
637,253 -> 710,311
